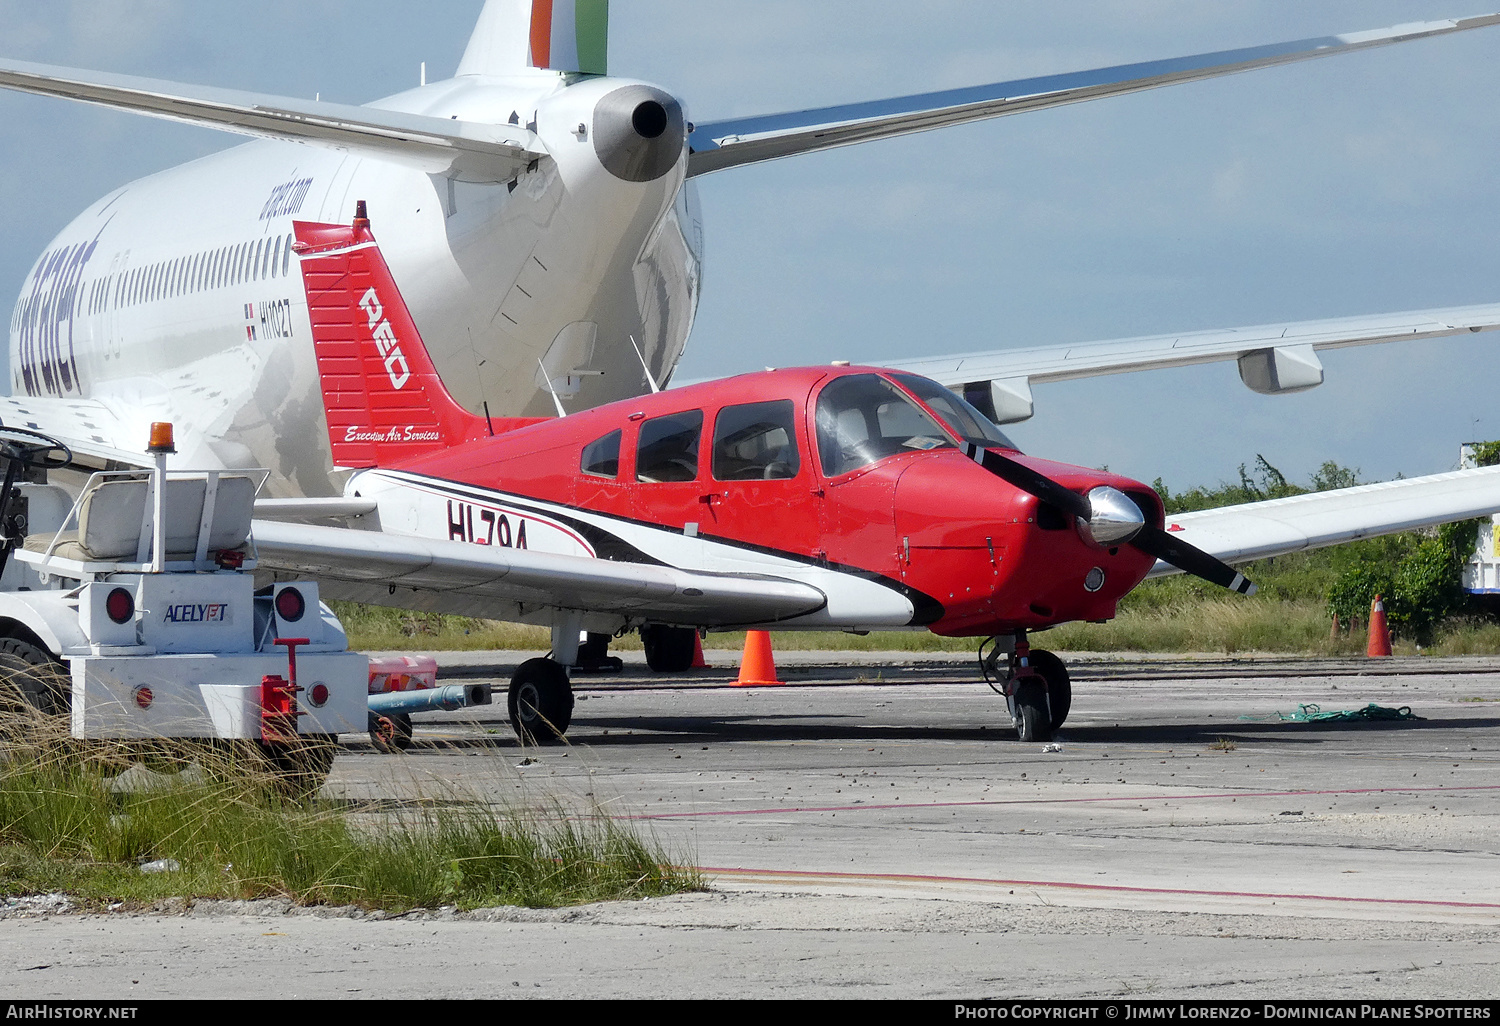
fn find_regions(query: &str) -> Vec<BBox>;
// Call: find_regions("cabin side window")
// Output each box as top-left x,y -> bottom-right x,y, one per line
636,411 -> 704,483
581,430 -> 622,479
712,401 -> 800,481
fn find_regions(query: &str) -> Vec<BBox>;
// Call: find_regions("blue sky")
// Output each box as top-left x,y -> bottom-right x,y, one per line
0,1 -> 1496,493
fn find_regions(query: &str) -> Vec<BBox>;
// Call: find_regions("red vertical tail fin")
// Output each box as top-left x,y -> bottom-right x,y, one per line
293,212 -> 536,469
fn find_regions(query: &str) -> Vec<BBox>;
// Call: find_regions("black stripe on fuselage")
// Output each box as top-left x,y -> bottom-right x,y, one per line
373,470 -> 946,627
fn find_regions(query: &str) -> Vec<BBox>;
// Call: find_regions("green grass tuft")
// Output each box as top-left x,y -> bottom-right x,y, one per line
0,725 -> 698,913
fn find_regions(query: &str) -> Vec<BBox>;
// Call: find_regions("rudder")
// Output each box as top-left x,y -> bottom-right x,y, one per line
293,205 -> 535,469
457,0 -> 609,78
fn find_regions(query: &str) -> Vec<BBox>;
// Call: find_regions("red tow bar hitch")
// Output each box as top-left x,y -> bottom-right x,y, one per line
261,638 -> 311,744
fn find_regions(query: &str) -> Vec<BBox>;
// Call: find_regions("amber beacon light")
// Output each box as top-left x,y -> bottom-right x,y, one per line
147,422 -> 176,454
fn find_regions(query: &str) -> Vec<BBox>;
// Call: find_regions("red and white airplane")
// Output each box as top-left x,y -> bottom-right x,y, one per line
3,3 -> 1500,491
240,211 -> 1500,743
5,4 -> 1500,741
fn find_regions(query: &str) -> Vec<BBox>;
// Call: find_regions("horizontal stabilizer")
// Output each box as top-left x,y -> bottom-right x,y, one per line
0,57 -> 545,183
1147,467 -> 1500,576
689,14 -> 1500,177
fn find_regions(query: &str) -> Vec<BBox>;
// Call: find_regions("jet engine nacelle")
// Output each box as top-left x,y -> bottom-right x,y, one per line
1237,344 -> 1325,396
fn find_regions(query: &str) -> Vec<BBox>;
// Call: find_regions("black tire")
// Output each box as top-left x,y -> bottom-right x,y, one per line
1013,679 -> 1053,743
508,658 -> 574,745
1028,649 -> 1072,732
641,625 -> 696,673
258,736 -> 338,799
369,712 -> 414,754
0,637 -> 68,718
572,633 -> 623,674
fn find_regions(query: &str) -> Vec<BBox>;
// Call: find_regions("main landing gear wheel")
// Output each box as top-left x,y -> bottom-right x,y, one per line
641,625 -> 696,673
572,633 -> 623,674
508,658 -> 574,745
1028,649 -> 1072,733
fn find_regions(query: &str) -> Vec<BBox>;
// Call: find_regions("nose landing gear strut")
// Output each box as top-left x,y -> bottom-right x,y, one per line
980,633 -> 1072,743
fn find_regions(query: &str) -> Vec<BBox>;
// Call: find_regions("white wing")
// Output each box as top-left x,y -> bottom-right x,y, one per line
689,15 -> 1500,177
0,58 -> 543,184
0,394 -> 149,469
251,520 -> 827,629
1146,466 -> 1500,578
881,303 -> 1500,424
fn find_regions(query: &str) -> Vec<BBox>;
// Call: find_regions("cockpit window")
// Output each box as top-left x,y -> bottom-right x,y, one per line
890,374 -> 1018,450
815,374 -> 955,477
713,401 -> 800,481
637,411 -> 704,483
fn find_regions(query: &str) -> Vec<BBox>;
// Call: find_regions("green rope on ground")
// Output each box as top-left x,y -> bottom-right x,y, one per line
1274,703 -> 1423,723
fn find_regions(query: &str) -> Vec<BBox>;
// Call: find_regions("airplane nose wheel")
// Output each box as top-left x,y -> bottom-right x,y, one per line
981,636 -> 1072,742
1012,678 -> 1052,744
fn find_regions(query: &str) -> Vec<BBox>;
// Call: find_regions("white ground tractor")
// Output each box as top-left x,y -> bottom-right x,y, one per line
0,424 -> 367,794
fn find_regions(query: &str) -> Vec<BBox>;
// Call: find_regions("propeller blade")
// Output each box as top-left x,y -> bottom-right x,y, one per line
1131,525 -> 1257,596
962,445 -> 1091,521
961,444 -> 1256,597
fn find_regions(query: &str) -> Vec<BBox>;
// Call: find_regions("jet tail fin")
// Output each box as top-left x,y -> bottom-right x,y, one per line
458,0 -> 609,78
293,208 -> 542,469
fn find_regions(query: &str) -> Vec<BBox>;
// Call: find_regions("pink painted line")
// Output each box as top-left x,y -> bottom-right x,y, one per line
635,783 -> 1500,821
699,866 -> 1500,910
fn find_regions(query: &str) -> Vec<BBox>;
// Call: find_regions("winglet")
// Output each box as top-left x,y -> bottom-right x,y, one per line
293,207 -> 541,469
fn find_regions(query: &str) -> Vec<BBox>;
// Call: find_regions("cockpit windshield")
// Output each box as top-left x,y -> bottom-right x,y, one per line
889,373 -> 1018,451
815,374 -> 956,477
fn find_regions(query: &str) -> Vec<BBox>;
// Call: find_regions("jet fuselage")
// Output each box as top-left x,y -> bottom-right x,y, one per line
9,72 -> 700,495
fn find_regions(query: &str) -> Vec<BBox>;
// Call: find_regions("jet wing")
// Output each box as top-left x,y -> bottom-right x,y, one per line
688,15 -> 1500,177
251,520 -> 828,628
0,394 -> 150,470
879,303 -> 1500,424
1145,466 -> 1500,578
0,59 -> 543,184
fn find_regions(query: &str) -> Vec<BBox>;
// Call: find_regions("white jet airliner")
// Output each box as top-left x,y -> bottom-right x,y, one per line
1,1 -> 1499,498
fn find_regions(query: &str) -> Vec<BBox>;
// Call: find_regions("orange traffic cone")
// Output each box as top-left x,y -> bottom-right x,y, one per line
691,633 -> 711,670
736,631 -> 784,687
1367,595 -> 1393,658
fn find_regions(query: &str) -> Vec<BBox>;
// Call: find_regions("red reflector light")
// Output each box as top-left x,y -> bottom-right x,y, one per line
309,683 -> 330,708
133,686 -> 153,710
275,588 -> 306,622
105,587 -> 135,625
